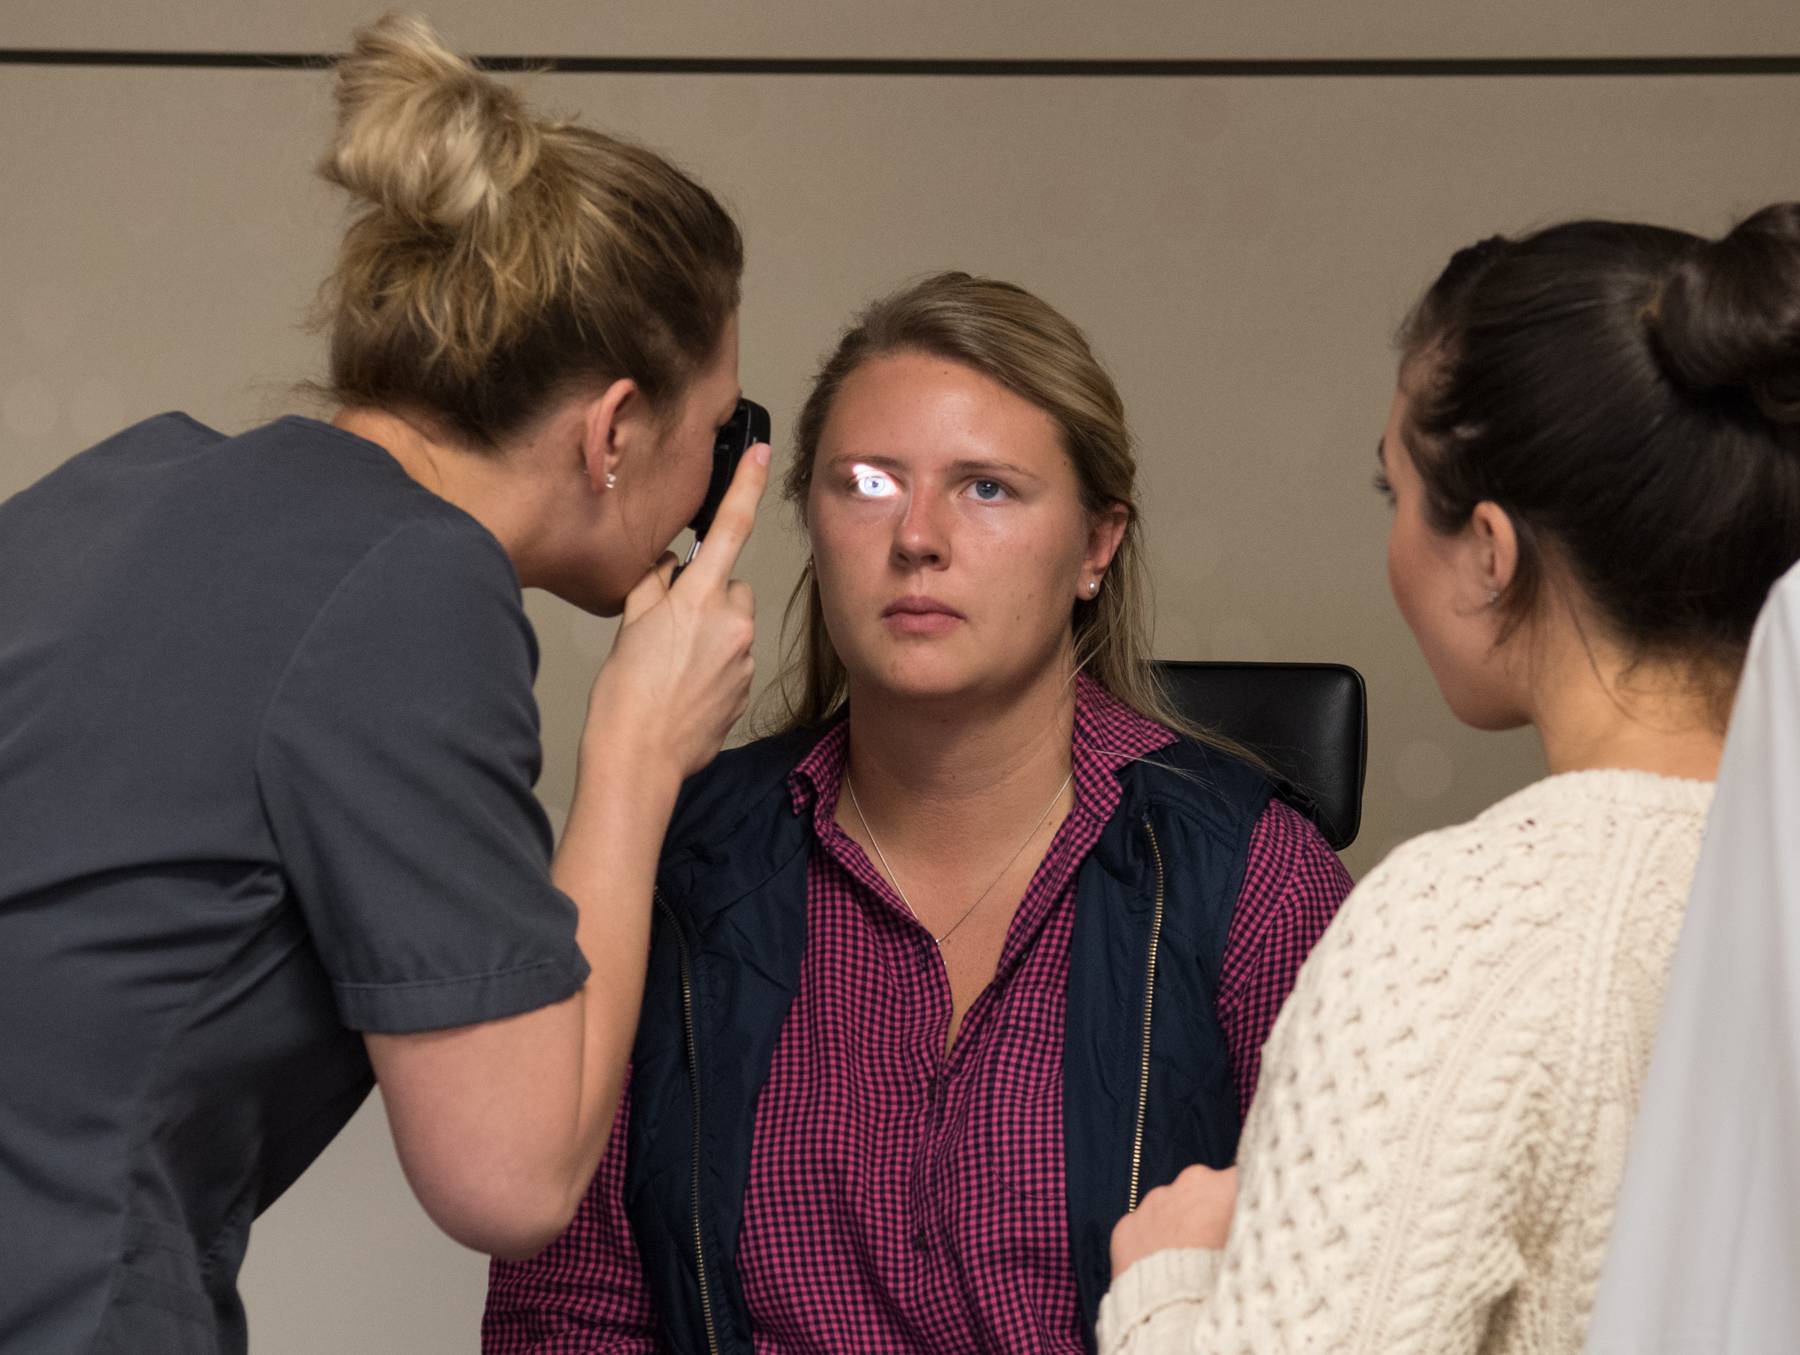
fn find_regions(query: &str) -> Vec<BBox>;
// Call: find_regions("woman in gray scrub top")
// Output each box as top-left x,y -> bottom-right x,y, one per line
0,16 -> 768,1354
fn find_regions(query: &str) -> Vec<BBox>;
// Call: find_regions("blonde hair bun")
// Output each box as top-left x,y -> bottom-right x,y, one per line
321,12 -> 542,235
314,12 -> 741,447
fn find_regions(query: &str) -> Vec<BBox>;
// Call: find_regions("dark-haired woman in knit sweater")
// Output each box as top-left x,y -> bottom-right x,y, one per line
1105,204 -> 1800,1355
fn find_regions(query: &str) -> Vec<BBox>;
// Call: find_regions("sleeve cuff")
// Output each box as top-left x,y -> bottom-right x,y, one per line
1097,1247 -> 1224,1354
334,951 -> 591,1033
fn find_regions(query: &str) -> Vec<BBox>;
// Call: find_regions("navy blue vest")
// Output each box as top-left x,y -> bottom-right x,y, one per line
625,726 -> 1274,1354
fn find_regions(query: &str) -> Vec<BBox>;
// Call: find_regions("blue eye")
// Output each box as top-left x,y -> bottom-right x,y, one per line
968,479 -> 1008,502
849,466 -> 898,498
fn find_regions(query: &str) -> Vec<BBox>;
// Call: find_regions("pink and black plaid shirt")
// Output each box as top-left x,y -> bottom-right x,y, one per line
486,680 -> 1350,1353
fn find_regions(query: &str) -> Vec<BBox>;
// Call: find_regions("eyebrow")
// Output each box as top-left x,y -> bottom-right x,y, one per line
947,458 -> 1043,483
822,453 -> 1042,483
825,453 -> 905,474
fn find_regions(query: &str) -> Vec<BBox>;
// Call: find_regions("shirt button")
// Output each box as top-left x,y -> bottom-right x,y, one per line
912,1229 -> 931,1253
925,1074 -> 937,1104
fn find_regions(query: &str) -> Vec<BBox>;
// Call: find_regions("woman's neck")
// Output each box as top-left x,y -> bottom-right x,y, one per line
1529,643 -> 1726,783
840,663 -> 1079,851
332,405 -> 539,569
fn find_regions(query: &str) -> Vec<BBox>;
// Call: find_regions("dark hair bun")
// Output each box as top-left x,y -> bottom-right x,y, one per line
1653,202 -> 1800,424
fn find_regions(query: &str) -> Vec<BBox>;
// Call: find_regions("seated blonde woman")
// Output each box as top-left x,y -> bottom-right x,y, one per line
483,273 -> 1352,1353
1103,203 -> 1800,1354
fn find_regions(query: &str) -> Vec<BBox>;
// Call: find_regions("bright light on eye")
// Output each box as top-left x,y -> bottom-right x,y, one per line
850,464 -> 898,498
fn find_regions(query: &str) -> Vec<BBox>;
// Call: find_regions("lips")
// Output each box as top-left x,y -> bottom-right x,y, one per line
882,595 -> 965,620
881,595 -> 966,635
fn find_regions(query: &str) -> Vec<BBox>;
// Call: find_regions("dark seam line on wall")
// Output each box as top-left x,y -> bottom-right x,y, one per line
2,51 -> 1800,75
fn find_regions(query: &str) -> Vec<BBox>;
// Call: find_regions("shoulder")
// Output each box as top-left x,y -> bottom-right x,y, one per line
1357,771 -> 1710,917
1300,774 -> 1709,1025
220,416 -> 522,623
238,417 -> 514,591
83,410 -> 226,459
266,509 -> 532,732
305,510 -> 526,653
663,727 -> 827,859
353,508 -> 519,594
100,410 -> 226,457
1237,797 -> 1351,909
1328,786 -> 1571,951
1132,733 -> 1273,803
1122,733 -> 1279,848
1,412 -> 221,514
1283,792 -> 1559,1029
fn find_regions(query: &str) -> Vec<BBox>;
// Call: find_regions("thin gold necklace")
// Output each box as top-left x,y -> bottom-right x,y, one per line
842,767 -> 1075,947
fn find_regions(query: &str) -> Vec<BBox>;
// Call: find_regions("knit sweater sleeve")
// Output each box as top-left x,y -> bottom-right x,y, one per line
1098,826 -> 1564,1355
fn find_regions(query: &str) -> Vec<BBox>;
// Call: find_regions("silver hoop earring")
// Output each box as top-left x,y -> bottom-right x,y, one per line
604,472 -> 618,491
1485,587 -> 1499,607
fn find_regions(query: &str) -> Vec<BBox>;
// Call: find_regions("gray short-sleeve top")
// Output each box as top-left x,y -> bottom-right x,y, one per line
0,414 -> 590,1353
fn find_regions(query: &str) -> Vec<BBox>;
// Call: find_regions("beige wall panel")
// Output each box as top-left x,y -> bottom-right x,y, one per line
3,62 -> 1796,1353
6,0 -> 1800,59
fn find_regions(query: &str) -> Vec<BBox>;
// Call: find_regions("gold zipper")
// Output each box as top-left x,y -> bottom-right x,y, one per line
1126,819 -> 1166,1213
657,891 -> 722,1355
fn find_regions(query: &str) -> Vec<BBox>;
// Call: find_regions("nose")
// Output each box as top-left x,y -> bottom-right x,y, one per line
891,487 -> 949,570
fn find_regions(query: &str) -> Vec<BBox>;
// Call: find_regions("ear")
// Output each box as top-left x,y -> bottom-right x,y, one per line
1079,502 -> 1131,597
578,377 -> 644,492
1467,500 -> 1519,599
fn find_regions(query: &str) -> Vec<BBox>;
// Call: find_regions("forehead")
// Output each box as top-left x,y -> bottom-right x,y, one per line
686,314 -> 740,400
821,351 -> 1065,464
1380,385 -> 1428,484
1382,385 -> 1408,440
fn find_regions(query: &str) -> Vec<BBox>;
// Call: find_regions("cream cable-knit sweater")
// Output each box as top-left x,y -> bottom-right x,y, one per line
1099,770 -> 1714,1355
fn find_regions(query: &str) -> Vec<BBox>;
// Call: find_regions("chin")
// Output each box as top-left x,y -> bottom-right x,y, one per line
865,668 -> 973,705
874,652 -> 1048,711
1416,644 -> 1525,733
838,644 -> 969,704
1442,688 -> 1530,732
540,575 -> 626,618
578,595 -> 626,620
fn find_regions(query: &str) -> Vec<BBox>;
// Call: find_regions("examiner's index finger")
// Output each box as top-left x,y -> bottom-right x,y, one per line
682,442 -> 771,588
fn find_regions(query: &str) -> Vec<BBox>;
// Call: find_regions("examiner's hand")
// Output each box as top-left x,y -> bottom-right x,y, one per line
586,441 -> 770,781
1109,1164 -> 1238,1278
